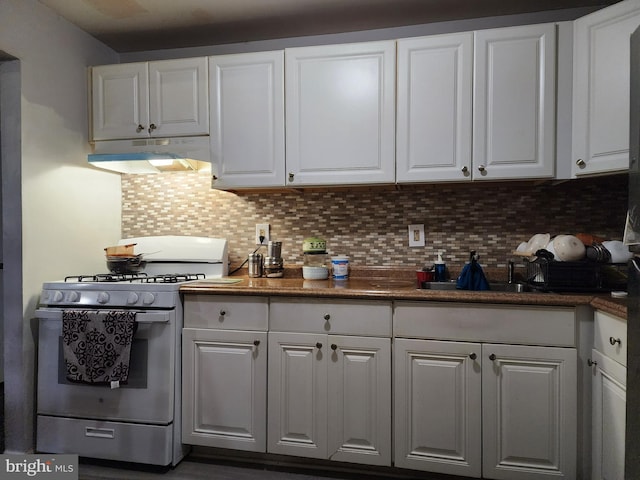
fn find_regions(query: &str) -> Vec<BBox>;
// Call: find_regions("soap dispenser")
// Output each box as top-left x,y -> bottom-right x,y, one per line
434,252 -> 447,282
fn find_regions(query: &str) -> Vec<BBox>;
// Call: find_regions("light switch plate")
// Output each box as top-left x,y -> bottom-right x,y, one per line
408,224 -> 425,247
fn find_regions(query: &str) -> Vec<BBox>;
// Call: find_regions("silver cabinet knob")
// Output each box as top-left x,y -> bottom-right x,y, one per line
253,340 -> 260,347
316,342 -> 323,349
136,124 -> 144,133
587,359 -> 598,367
609,337 -> 622,346
288,172 -> 295,182
148,123 -> 157,134
331,344 -> 338,351
477,165 -> 486,172
489,353 -> 497,361
469,352 -> 477,360
323,313 -> 331,321
576,158 -> 586,167
219,310 -> 226,316
461,166 -> 469,174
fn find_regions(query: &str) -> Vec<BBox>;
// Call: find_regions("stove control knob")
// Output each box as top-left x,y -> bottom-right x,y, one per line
97,292 -> 110,304
68,291 -> 80,303
142,292 -> 156,305
126,292 -> 140,305
52,291 -> 64,303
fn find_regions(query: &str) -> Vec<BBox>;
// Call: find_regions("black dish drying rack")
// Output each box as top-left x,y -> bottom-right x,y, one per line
525,257 -> 627,292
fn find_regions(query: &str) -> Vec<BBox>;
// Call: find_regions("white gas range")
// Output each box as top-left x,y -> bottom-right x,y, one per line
35,236 -> 228,467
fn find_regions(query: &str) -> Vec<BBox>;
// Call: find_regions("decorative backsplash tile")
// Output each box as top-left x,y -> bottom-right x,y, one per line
122,173 -> 628,272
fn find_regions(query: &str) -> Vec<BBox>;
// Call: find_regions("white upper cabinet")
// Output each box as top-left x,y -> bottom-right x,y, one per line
396,33 -> 474,182
473,23 -> 556,180
571,0 -> 640,177
209,51 -> 285,189
91,57 -> 209,141
285,41 -> 396,186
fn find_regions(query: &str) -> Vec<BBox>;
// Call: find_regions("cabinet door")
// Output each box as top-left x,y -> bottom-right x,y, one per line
91,62 -> 149,141
327,335 -> 391,466
482,343 -> 577,480
210,51 -> 285,188
572,0 -> 640,176
473,24 -> 556,180
268,332 -> 327,459
285,41 -> 396,186
182,329 -> 267,451
591,349 -> 626,480
148,57 -> 209,137
394,339 -> 482,477
396,33 -> 473,182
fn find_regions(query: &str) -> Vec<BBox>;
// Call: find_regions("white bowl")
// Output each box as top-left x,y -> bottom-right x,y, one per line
526,233 -> 550,255
553,234 -> 586,261
602,240 -> 633,263
545,239 -> 557,259
302,266 -> 329,280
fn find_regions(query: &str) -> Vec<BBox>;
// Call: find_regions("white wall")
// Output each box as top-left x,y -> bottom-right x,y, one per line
0,0 -> 121,453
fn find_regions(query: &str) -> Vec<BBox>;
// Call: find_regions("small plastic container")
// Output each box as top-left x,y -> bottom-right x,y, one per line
331,255 -> 349,280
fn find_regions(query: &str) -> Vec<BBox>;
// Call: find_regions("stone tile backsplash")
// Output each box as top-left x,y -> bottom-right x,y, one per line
122,173 -> 628,272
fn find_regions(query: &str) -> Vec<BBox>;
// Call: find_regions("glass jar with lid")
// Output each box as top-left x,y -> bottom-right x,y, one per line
303,252 -> 328,279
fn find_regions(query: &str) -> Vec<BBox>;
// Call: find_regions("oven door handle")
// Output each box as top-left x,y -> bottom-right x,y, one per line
34,308 -> 171,323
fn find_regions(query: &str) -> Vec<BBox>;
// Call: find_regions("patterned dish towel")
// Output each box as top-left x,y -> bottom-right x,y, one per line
62,310 -> 136,387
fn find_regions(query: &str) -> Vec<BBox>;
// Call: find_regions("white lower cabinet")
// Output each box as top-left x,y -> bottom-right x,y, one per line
182,296 -> 268,452
267,298 -> 392,466
591,311 -> 627,480
394,338 -> 482,476
394,302 -> 578,479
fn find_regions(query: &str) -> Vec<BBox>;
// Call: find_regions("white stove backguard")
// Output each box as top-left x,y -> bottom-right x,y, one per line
118,236 -> 228,277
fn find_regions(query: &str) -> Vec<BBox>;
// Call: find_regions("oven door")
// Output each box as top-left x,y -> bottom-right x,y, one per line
36,308 -> 175,424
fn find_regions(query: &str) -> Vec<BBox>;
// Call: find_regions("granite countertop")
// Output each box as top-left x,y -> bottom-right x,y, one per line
180,266 -> 628,320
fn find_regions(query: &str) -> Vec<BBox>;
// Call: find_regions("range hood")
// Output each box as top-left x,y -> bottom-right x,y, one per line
88,136 -> 212,174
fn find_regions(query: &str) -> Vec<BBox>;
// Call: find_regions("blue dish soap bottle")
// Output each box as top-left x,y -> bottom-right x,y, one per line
434,252 -> 447,282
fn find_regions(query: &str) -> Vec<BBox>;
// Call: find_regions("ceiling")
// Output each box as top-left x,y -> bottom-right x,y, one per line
38,0 -> 617,53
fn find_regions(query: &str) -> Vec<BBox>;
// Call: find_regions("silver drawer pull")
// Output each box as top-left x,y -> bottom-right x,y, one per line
609,337 -> 622,346
588,359 -> 598,367
85,427 -> 114,439
323,313 -> 330,321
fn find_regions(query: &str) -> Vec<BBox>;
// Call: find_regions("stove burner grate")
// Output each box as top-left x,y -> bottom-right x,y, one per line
63,273 -> 206,283
65,273 -> 149,283
143,273 -> 206,283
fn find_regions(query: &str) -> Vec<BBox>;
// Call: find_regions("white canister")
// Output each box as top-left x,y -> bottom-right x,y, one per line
331,256 -> 349,279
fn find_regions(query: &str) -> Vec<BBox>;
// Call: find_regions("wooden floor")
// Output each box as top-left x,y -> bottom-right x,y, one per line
78,456 -> 452,480
79,459 -> 345,480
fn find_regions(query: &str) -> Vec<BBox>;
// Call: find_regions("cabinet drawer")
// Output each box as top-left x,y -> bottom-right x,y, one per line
594,310 -> 627,366
394,302 -> 576,347
37,415 -> 172,465
270,298 -> 392,336
184,295 -> 268,330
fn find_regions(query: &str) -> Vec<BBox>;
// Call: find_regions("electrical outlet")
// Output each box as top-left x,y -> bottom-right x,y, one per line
255,223 -> 270,245
408,224 -> 425,247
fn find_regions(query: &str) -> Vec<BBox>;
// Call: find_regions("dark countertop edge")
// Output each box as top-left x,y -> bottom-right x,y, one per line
180,283 -> 627,317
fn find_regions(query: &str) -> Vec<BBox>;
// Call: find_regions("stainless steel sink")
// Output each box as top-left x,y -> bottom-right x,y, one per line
421,281 -> 533,293
366,279 -> 416,289
488,282 -> 532,293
